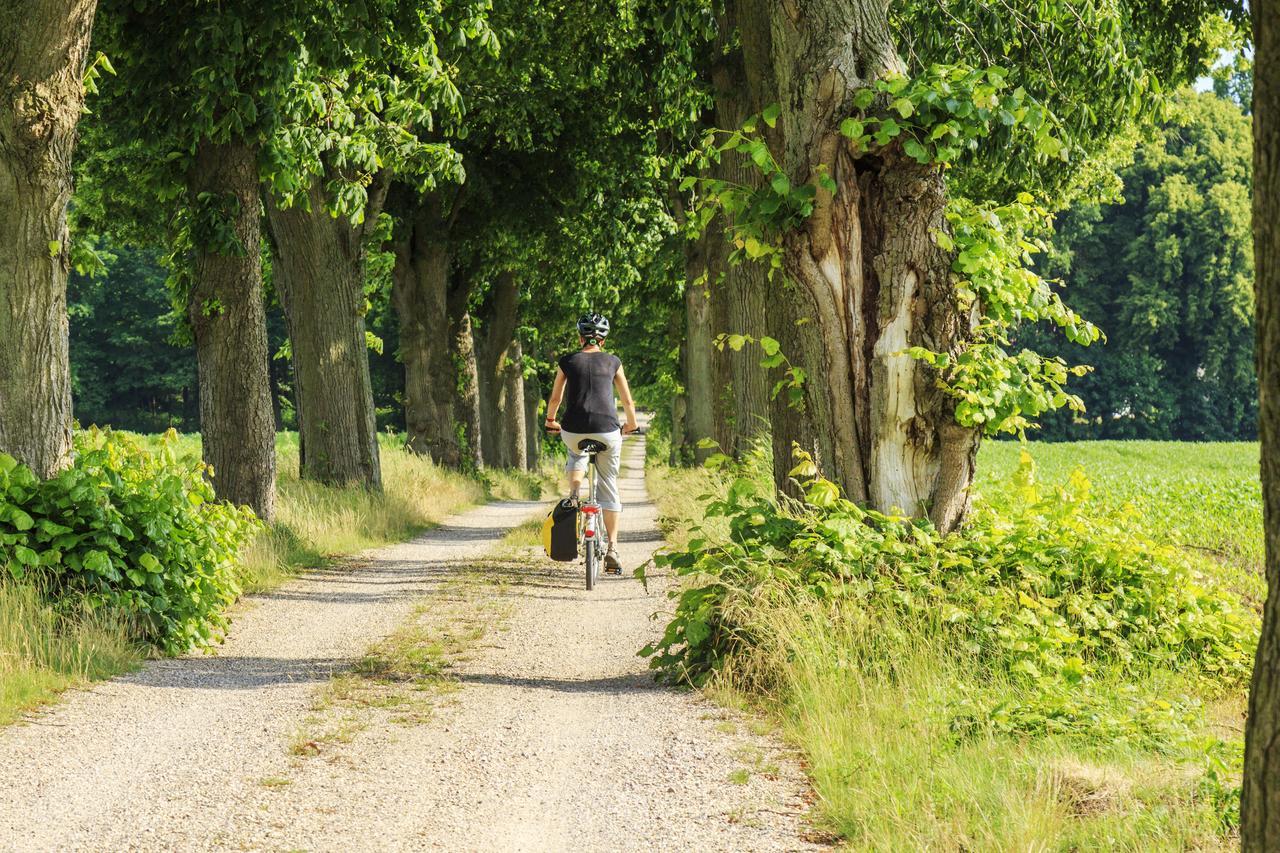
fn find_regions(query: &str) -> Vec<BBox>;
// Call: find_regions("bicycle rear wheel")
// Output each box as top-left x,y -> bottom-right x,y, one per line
585,538 -> 597,590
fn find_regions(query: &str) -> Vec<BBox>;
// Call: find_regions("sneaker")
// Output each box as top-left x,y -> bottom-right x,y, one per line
605,549 -> 622,575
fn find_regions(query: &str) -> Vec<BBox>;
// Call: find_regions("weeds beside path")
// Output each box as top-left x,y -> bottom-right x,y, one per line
0,432 -> 550,726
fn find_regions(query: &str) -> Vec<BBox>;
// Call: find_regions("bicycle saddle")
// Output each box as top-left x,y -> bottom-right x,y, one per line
577,439 -> 608,454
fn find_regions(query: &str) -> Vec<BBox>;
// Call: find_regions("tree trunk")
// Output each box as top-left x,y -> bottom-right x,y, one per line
390,190 -> 478,470
767,274 -> 834,498
736,0 -> 978,532
683,227 -> 717,463
1243,1 -> 1280,845
710,19 -> 772,455
265,170 -> 384,490
0,0 -> 96,478
524,371 -> 542,469
186,139 -> 276,520
477,270 -> 528,470
449,274 -> 483,472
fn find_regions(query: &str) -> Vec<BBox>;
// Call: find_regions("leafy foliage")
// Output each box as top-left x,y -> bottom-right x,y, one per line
1031,89 -> 1255,440
910,196 -> 1100,435
643,452 -> 1255,741
0,430 -> 261,653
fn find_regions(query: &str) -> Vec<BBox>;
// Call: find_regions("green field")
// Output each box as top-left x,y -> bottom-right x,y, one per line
649,440 -> 1263,850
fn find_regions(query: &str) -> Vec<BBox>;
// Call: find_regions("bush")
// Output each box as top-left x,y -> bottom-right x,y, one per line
0,429 -> 261,653
643,451 -> 1256,740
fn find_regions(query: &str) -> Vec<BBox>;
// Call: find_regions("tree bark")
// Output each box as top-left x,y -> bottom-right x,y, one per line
683,226 -> 717,463
0,0 -> 96,478
736,0 -> 978,531
265,170 -> 385,490
710,16 -> 772,455
477,270 -> 528,470
524,371 -> 542,469
186,139 -> 276,520
390,189 -> 479,469
767,274 -> 834,498
1243,1 -> 1280,845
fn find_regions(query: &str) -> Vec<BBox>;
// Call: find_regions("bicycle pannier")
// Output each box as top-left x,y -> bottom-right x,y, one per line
541,498 -> 579,562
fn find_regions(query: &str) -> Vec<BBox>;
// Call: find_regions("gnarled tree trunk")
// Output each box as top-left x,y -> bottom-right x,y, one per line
477,270 -> 528,470
736,0 -> 978,532
1243,1 -> 1280,845
186,139 -> 276,519
0,0 -> 97,478
265,169 -> 385,489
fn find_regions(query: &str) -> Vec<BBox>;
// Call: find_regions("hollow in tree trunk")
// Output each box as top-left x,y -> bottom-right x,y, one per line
186,138 -> 276,520
0,0 -> 97,478
1243,1 -> 1280,846
265,168 -> 386,489
477,271 -> 528,470
736,0 -> 978,532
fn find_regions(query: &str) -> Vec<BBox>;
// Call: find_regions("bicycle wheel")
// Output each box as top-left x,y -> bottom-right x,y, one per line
585,537 -> 597,590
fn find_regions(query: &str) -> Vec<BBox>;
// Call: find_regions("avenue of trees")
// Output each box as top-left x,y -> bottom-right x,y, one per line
9,0 -> 1280,841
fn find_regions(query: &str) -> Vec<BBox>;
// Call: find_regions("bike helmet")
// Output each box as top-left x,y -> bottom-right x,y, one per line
576,312 -> 610,343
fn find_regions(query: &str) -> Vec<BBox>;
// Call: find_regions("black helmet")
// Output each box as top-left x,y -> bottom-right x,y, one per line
576,312 -> 610,342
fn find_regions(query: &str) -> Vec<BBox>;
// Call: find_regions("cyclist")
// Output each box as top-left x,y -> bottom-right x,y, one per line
543,312 -> 639,574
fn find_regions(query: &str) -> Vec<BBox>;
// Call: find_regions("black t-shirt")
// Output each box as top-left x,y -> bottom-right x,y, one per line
558,350 -> 622,433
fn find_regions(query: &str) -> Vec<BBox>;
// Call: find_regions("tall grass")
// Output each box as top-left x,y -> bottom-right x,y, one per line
649,440 -> 1256,850
0,583 -> 141,726
0,432 -> 553,722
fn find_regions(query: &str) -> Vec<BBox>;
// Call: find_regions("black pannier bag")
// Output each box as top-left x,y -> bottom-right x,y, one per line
542,498 -> 579,562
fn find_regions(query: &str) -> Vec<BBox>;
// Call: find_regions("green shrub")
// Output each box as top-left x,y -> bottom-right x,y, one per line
0,429 -> 261,653
643,451 -> 1256,740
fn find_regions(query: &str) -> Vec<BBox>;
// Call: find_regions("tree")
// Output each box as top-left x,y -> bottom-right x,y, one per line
0,0 -> 98,478
692,0 -> 1231,531
264,4 -> 492,487
1031,90 -> 1256,441
1242,0 -> 1280,844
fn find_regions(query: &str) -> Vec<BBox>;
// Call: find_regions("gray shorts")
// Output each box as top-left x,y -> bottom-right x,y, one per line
561,429 -> 623,511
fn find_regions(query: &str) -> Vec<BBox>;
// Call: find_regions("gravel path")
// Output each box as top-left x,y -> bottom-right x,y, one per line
0,435 -> 821,852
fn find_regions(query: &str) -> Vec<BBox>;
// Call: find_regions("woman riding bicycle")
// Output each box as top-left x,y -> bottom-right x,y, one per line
543,313 -> 639,574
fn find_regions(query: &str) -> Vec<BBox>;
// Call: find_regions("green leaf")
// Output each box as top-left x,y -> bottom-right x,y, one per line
892,97 -> 915,118
839,118 -> 864,139
759,336 -> 781,356
48,241 -> 62,258
903,138 -> 930,163
761,103 -> 781,127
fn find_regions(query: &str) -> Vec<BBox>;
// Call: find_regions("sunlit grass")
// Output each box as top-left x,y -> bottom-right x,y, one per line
0,582 -> 142,725
649,439 -> 1258,850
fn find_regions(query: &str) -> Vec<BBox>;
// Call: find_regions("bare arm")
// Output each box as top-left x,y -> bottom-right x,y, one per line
544,368 -> 567,433
615,366 -> 638,434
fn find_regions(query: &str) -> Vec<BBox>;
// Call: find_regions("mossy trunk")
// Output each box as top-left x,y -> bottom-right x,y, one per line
0,0 -> 97,478
736,0 -> 978,532
185,139 -> 276,520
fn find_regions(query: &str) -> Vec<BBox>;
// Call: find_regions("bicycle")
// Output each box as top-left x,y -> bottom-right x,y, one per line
546,427 -> 642,591
575,438 -> 610,591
